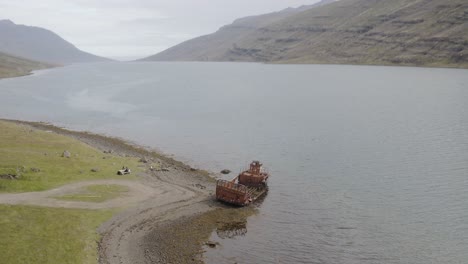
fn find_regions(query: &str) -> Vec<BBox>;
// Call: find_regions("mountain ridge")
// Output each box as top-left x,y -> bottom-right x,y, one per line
143,0 -> 468,68
0,20 -> 110,64
141,0 -> 337,62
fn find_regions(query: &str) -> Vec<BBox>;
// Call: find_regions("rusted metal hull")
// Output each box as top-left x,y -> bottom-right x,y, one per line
238,172 -> 269,187
216,180 -> 252,206
216,161 -> 270,206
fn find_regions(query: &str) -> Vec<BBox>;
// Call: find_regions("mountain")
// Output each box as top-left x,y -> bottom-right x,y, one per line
141,0 -> 337,62
143,0 -> 468,68
0,20 -> 110,64
0,52 -> 52,79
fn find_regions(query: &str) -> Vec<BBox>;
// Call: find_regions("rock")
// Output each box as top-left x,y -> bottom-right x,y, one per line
194,183 -> 206,190
30,167 -> 41,173
62,150 -> 71,158
220,169 -> 231,174
139,157 -> 149,163
0,174 -> 18,180
103,150 -> 113,154
205,241 -> 219,248
90,168 -> 100,172
161,168 -> 170,172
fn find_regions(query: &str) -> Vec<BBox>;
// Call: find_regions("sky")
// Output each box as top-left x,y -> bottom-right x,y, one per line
0,0 -> 321,60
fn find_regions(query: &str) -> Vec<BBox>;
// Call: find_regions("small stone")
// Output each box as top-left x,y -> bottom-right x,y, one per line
62,150 -> 71,158
0,174 -> 18,180
205,241 -> 219,248
30,167 -> 41,173
139,157 -> 149,163
220,169 -> 231,174
91,168 -> 100,172
194,183 -> 206,190
117,167 -> 131,175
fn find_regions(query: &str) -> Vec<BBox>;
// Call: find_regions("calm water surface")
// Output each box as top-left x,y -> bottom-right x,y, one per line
1,62 -> 467,264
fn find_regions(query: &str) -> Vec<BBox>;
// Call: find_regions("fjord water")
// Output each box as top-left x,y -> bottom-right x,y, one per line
1,62 -> 467,263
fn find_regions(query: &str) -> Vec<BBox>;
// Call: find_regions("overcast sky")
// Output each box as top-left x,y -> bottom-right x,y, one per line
0,0 -> 321,60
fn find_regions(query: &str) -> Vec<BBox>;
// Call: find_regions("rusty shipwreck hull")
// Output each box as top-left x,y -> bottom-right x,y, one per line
216,161 -> 269,206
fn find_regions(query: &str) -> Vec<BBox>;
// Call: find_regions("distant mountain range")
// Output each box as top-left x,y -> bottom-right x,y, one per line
0,19 -> 110,65
0,52 -> 52,79
143,0 -> 468,68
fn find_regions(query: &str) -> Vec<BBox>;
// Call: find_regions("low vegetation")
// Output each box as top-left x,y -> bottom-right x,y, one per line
0,121 -> 142,264
0,120 -> 139,193
0,205 -> 114,264
55,184 -> 130,203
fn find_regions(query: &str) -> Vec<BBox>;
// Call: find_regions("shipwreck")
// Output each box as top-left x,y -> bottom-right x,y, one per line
216,161 -> 269,206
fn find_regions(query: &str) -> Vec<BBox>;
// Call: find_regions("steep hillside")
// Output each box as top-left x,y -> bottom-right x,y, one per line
142,0 -> 337,61
0,20 -> 110,64
144,0 -> 468,68
0,52 -> 52,79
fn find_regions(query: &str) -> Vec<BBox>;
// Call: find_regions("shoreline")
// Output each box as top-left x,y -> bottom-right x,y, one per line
1,119 -> 245,264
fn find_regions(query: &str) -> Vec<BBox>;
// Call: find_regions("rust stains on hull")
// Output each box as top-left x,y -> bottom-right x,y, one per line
216,161 -> 269,206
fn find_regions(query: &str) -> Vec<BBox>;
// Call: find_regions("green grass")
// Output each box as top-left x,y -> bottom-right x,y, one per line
0,205 -> 114,264
0,121 -> 146,263
0,121 -> 140,193
54,184 -> 130,203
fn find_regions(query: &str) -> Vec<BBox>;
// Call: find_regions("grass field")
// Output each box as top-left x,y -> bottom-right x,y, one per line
0,120 -> 142,264
0,205 -> 114,264
0,120 -> 139,192
55,184 -> 130,203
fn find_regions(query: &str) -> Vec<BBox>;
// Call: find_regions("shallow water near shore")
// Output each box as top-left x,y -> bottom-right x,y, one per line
1,62 -> 468,263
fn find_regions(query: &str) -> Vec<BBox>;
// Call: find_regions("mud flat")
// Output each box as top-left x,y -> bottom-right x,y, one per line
2,119 -> 252,264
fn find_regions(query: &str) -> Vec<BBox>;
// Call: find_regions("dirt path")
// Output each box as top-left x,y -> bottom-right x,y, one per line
0,179 -> 195,210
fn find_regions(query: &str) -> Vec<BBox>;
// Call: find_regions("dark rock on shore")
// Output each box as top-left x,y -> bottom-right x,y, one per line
205,241 -> 220,248
220,169 -> 231,174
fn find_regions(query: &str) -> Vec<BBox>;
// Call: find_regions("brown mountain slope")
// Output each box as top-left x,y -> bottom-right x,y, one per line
0,52 -> 52,79
144,0 -> 468,68
141,0 -> 336,61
